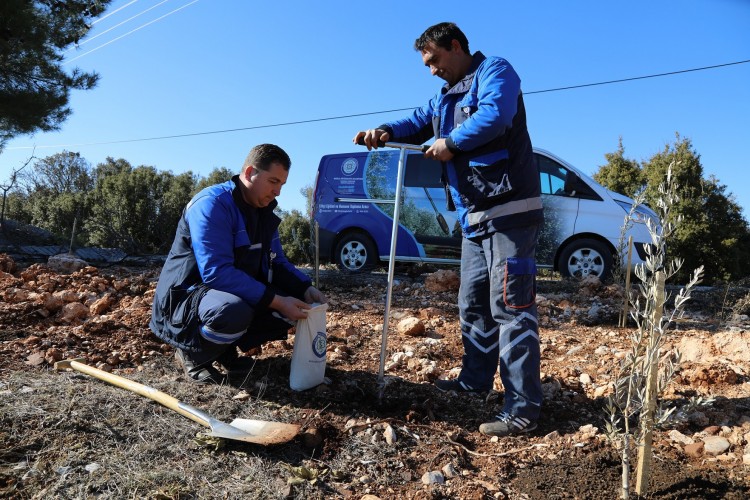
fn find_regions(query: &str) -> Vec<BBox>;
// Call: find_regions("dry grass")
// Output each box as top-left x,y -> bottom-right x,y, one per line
0,359 -> 345,499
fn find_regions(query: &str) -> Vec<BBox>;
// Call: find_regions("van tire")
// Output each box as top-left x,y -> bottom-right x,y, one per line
558,238 -> 612,281
334,231 -> 377,273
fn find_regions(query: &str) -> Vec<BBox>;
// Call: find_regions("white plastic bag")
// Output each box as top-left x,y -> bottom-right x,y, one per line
289,302 -> 328,391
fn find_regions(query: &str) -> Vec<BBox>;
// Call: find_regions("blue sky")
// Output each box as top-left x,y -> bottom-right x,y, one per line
2,0 -> 749,218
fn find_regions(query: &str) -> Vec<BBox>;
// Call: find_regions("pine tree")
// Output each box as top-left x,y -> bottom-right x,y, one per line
593,137 -> 645,198
0,0 -> 113,149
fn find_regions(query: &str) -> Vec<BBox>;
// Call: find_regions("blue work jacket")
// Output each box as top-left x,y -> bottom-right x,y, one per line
381,51 -> 543,238
149,176 -> 311,351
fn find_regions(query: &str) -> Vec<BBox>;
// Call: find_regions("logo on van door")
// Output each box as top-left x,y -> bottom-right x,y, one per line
341,158 -> 359,176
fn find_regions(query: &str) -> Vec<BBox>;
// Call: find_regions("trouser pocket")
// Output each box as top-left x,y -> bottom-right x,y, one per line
503,257 -> 536,309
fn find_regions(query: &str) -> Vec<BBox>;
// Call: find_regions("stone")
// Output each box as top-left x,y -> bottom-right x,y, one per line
60,302 -> 89,322
302,427 -> 324,449
0,254 -> 17,273
703,436 -> 731,456
668,430 -> 694,446
542,378 -> 561,400
48,253 -> 88,274
684,442 -> 704,458
421,471 -> 445,484
89,294 -> 113,315
25,352 -> 46,367
383,424 -> 396,445
593,384 -> 610,398
441,463 -> 459,478
397,317 -> 425,337
704,425 -> 721,436
424,269 -> 459,292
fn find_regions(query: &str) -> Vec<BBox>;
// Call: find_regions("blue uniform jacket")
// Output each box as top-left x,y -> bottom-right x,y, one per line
381,51 -> 543,238
149,176 -> 311,351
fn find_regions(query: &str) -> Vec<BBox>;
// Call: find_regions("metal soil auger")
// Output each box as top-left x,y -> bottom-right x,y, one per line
356,140 -> 431,399
54,359 -> 299,446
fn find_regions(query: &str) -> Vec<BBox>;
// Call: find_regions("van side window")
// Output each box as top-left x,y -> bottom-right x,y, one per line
537,153 -> 602,201
404,154 -> 443,188
537,154 -> 568,196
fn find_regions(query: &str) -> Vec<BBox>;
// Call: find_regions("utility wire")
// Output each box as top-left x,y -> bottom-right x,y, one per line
65,0 -> 198,64
7,58 -> 750,151
90,0 -> 140,26
525,59 -> 750,94
65,0 -> 170,53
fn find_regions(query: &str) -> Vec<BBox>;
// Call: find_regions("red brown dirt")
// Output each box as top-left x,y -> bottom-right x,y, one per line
1,258 -> 749,498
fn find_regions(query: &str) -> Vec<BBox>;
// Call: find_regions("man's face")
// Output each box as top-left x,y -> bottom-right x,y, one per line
421,40 -> 465,86
244,161 -> 288,208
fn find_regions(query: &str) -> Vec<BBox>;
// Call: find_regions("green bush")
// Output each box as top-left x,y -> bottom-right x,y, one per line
277,209 -> 313,265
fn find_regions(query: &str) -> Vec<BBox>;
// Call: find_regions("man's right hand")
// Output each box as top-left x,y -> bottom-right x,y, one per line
270,295 -> 311,321
353,129 -> 390,150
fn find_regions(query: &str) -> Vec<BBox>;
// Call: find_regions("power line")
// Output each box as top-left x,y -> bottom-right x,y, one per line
90,0 -> 140,26
65,0 -> 170,53
65,0 -> 199,64
7,58 -> 750,151
525,59 -> 750,94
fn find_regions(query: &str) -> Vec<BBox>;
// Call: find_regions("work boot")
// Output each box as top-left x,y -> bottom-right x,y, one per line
175,349 -> 226,385
216,348 -> 256,374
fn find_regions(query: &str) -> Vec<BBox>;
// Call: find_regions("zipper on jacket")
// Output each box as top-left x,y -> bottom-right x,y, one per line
268,251 -> 276,283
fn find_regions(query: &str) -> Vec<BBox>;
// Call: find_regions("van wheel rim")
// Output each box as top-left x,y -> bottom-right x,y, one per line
341,242 -> 367,270
567,248 -> 604,278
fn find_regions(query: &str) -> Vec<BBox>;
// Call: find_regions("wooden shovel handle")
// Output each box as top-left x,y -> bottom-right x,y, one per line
54,359 -> 210,429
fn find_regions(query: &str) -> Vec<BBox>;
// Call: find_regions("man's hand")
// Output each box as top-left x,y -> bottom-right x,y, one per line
270,295 -> 312,321
304,286 -> 327,305
353,129 -> 390,150
425,139 -> 454,162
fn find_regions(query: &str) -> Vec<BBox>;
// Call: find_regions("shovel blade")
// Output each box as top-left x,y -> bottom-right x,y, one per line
209,418 -> 299,445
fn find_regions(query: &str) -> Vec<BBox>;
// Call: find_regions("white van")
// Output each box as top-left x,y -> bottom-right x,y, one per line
312,147 -> 657,279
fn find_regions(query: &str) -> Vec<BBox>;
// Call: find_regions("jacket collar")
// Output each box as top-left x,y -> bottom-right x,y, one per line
442,51 -> 486,95
230,175 -> 279,214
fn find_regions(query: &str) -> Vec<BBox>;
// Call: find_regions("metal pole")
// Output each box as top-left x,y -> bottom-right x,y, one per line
375,142 -> 427,398
620,236 -> 634,327
314,221 -> 320,288
68,217 -> 78,255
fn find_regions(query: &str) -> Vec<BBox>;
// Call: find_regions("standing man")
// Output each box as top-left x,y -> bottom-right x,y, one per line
354,22 -> 543,436
150,144 -> 326,384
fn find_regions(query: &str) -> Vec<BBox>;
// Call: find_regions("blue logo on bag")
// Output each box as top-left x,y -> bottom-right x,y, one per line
312,332 -> 326,358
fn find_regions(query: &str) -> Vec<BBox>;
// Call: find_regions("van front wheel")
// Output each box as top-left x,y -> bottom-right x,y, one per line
558,238 -> 612,280
335,232 -> 377,272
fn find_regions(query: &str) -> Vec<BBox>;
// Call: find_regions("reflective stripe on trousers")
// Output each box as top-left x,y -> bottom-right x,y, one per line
457,224 -> 542,419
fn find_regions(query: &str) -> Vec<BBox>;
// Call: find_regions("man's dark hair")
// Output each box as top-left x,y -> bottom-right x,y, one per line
414,22 -> 470,54
243,143 -> 292,172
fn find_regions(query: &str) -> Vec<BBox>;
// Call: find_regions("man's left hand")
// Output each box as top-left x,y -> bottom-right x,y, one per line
425,139 -> 454,162
304,286 -> 327,305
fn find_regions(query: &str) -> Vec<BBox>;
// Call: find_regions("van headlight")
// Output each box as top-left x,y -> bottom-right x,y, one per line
615,200 -> 658,225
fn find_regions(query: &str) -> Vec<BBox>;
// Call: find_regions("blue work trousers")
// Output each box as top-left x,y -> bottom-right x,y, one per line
457,224 -> 542,420
195,289 -> 293,356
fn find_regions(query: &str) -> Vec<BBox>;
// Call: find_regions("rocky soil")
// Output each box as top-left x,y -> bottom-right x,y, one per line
1,254 -> 750,499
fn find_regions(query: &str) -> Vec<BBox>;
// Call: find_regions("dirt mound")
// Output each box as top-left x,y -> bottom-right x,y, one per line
1,256 -> 749,499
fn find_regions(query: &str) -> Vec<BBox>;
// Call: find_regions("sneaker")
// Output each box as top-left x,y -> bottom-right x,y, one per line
175,349 -> 226,385
216,348 -> 256,374
479,411 -> 538,437
434,378 -> 487,395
